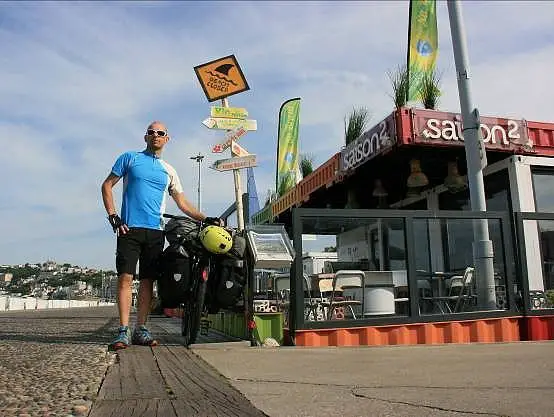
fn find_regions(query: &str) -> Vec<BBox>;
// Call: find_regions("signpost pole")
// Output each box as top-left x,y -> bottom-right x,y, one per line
448,0 -> 496,309
223,97 -> 245,231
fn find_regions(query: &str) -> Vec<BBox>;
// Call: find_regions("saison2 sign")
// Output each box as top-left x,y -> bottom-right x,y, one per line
340,113 -> 397,172
412,109 -> 532,151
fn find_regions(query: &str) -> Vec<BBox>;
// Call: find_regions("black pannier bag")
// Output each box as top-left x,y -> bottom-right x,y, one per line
208,257 -> 246,313
157,245 -> 190,309
227,234 -> 246,259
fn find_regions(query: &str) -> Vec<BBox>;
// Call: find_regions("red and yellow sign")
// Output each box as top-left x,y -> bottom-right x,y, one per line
194,55 -> 250,102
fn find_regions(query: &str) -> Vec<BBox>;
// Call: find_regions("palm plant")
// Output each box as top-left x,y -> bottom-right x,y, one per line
343,108 -> 370,208
277,175 -> 290,197
418,70 -> 442,110
264,189 -> 277,207
387,65 -> 409,109
344,107 -> 371,146
299,153 -> 314,178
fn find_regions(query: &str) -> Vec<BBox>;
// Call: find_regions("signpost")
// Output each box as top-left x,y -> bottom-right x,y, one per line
202,117 -> 257,131
211,125 -> 248,153
211,155 -> 257,171
231,141 -> 250,157
195,55 -> 253,231
211,106 -> 248,119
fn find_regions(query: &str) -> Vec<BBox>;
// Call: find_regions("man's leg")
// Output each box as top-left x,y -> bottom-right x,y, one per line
109,229 -> 140,350
136,278 -> 153,326
117,273 -> 134,326
132,229 -> 163,346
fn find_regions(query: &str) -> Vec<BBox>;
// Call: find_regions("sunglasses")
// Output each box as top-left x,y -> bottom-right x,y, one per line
146,129 -> 167,137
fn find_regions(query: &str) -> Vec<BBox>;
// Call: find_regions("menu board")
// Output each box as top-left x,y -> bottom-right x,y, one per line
246,226 -> 294,269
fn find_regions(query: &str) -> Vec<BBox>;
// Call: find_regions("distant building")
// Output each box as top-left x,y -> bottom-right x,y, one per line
0,273 -> 13,283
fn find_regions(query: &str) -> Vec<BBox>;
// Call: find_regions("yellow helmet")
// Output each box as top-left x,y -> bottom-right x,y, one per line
199,225 -> 233,254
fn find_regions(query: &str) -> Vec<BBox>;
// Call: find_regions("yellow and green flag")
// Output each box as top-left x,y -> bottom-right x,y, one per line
407,0 -> 438,101
276,98 -> 301,194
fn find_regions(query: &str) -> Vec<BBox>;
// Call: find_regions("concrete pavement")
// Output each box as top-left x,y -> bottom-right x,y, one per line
1,306 -> 553,416
194,341 -> 554,416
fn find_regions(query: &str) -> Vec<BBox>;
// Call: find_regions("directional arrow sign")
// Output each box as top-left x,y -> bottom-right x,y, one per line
211,155 -> 257,171
211,106 -> 248,120
231,141 -> 250,157
202,117 -> 257,131
212,125 -> 248,153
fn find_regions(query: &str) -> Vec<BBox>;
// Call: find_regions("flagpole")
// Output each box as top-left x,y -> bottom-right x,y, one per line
405,0 -> 413,103
447,0 -> 496,309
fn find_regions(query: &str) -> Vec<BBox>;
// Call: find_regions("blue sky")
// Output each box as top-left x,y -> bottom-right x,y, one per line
1,1 -> 553,270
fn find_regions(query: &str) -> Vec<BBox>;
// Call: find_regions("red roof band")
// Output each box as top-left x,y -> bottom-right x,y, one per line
258,106 -> 554,221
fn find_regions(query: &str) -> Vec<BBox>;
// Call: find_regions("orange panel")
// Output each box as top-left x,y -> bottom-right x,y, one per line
292,318 -> 521,347
525,316 -> 554,341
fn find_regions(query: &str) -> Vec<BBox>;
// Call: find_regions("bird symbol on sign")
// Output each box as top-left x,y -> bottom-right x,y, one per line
206,63 -> 238,86
214,64 -> 234,76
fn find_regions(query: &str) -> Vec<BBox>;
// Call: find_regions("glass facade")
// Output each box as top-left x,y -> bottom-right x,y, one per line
531,169 -> 554,307
437,169 -> 513,293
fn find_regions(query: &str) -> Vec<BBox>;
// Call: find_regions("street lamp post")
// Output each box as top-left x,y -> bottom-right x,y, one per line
448,0 -> 496,309
190,153 -> 205,211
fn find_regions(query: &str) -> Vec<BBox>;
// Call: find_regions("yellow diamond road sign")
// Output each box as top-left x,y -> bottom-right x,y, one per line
194,55 -> 250,102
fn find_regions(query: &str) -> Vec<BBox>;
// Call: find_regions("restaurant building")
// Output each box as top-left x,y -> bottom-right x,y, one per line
252,106 -> 554,347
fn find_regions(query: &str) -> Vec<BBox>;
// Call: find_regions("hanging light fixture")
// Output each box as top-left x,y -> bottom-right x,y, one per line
444,160 -> 467,193
406,158 -> 429,197
372,179 -> 388,208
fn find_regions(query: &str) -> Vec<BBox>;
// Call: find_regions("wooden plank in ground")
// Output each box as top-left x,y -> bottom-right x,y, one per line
119,347 -> 170,399
154,346 -> 266,416
97,358 -> 122,400
89,399 -> 176,417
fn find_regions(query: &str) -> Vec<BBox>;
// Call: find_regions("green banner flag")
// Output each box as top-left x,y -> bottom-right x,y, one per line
407,0 -> 438,101
276,98 -> 301,194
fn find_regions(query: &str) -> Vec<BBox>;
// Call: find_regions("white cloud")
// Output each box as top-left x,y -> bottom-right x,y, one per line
0,1 -> 552,268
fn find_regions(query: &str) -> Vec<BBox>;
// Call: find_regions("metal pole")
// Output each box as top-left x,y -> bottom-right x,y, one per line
222,97 -> 245,231
448,0 -> 496,310
190,153 -> 204,211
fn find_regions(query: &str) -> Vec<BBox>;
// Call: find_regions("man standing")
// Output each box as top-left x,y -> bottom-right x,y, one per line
101,121 -> 219,350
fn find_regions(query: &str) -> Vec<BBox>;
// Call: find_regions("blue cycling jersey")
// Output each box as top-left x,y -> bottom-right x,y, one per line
111,150 -> 183,230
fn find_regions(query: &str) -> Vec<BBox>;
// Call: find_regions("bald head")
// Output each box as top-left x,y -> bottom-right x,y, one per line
147,120 -> 167,132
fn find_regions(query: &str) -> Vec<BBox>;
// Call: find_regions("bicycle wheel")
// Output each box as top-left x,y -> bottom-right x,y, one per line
182,266 -> 207,347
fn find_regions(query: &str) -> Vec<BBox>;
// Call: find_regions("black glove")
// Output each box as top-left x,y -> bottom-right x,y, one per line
204,216 -> 223,226
108,214 -> 123,233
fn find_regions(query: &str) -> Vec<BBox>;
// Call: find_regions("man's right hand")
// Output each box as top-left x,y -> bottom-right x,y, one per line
108,214 -> 129,234
204,216 -> 224,226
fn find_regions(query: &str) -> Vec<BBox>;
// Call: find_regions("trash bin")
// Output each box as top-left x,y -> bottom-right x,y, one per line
362,271 -> 396,315
363,284 -> 395,315
253,312 -> 283,345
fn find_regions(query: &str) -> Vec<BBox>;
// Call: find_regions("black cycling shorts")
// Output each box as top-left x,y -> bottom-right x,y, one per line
116,228 -> 164,279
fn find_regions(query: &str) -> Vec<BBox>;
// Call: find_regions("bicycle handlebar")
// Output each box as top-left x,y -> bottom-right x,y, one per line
162,213 -> 236,233
163,213 -> 201,224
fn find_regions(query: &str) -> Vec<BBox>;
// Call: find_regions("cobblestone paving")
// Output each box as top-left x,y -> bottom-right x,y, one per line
0,307 -> 118,417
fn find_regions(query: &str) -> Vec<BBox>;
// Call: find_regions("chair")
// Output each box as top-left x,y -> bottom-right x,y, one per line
321,270 -> 364,320
421,267 -> 475,313
274,273 -> 321,320
274,274 -> 291,302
